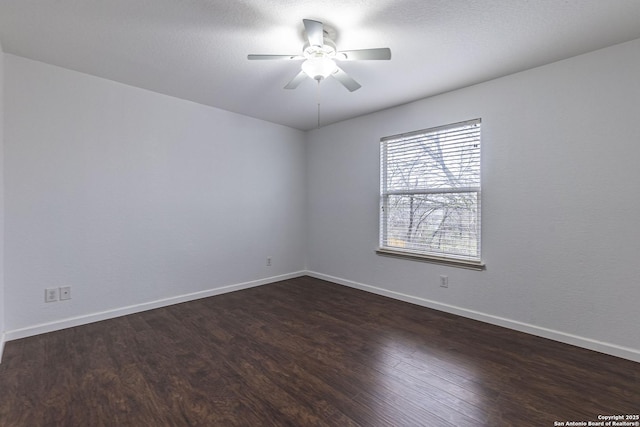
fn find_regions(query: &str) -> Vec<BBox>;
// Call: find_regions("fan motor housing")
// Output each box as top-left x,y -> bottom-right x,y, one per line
302,38 -> 337,59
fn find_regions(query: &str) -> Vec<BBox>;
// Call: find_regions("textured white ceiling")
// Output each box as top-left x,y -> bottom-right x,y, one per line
1,0 -> 639,130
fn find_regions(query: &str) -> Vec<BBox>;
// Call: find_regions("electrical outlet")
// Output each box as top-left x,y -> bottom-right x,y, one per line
266,257 -> 272,266
440,275 -> 449,288
60,286 -> 71,300
45,288 -> 59,303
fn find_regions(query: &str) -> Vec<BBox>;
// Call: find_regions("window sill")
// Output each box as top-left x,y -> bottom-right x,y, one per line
375,248 -> 485,271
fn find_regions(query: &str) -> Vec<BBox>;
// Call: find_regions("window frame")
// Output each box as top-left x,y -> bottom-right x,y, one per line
377,119 -> 485,270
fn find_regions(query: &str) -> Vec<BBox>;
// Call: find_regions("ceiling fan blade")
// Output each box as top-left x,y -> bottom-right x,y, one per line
248,54 -> 302,60
284,70 -> 308,89
332,67 -> 361,92
303,19 -> 324,47
338,48 -> 391,61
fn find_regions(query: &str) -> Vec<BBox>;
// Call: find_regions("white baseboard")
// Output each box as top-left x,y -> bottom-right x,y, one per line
5,270 -> 639,364
306,271 -> 640,363
4,271 -> 306,342
0,332 -> 5,364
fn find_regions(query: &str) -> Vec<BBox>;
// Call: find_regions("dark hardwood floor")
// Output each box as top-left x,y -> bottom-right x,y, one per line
0,276 -> 638,426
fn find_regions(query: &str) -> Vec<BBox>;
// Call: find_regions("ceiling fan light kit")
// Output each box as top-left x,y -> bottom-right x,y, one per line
300,38 -> 338,80
301,57 -> 338,80
248,19 -> 391,91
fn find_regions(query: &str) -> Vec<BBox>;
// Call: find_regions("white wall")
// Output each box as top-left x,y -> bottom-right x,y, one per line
306,38 -> 640,361
0,41 -> 5,357
3,55 -> 307,336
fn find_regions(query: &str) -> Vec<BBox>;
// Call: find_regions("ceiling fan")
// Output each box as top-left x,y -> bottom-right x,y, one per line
248,19 -> 391,92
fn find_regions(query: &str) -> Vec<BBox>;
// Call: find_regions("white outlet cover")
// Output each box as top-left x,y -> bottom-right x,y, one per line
60,286 -> 71,300
440,275 -> 449,287
45,288 -> 59,302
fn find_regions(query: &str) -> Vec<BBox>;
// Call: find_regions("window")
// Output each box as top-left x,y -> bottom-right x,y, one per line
378,119 -> 483,269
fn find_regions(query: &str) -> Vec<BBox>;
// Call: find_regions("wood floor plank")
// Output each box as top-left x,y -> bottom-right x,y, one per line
0,276 -> 638,426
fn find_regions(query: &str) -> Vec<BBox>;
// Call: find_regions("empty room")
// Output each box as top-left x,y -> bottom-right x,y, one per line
0,1 -> 639,426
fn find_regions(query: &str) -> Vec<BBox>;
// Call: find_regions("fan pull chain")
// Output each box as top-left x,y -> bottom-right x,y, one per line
316,79 -> 321,128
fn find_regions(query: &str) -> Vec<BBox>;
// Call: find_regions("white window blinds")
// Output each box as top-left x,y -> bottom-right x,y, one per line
380,119 -> 481,263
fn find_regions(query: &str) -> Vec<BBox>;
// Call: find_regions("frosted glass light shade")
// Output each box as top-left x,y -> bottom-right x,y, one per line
301,57 -> 338,80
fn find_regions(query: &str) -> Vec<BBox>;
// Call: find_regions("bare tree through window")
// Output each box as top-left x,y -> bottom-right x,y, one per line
380,119 -> 481,261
